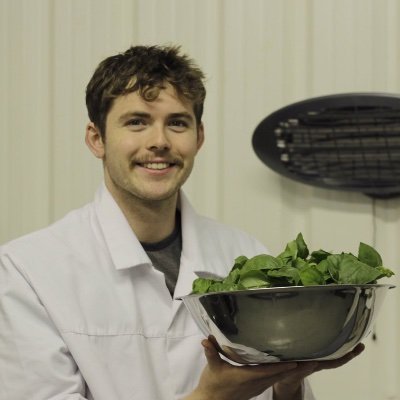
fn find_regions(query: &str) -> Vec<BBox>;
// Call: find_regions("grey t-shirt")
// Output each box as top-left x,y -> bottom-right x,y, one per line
141,212 -> 182,296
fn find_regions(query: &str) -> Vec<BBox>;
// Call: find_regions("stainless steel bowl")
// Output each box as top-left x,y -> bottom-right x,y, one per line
182,284 -> 395,364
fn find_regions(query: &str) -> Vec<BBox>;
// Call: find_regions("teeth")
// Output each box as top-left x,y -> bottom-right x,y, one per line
143,162 -> 169,170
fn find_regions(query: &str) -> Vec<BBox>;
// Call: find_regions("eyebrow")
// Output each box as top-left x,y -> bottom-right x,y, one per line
118,112 -> 150,124
168,112 -> 194,122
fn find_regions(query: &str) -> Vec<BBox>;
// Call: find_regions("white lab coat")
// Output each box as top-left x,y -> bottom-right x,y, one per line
0,183 -> 315,400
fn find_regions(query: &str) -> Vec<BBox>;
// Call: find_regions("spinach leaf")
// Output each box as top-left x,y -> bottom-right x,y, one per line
336,254 -> 382,284
358,242 -> 382,268
192,278 -> 216,294
267,266 -> 301,286
240,270 -> 270,289
295,233 -> 309,260
232,255 -> 248,271
223,267 -> 241,286
315,259 -> 335,283
375,266 -> 395,280
240,254 -> 281,275
310,249 -> 331,263
298,265 -> 325,286
277,233 -> 309,262
191,233 -> 395,294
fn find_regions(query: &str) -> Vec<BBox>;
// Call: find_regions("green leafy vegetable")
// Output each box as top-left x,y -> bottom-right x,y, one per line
358,242 -> 382,268
192,233 -> 395,294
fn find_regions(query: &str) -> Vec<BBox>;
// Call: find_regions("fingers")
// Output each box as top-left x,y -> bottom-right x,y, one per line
352,343 -> 365,356
201,339 -> 297,373
311,343 -> 366,372
203,337 -> 365,374
329,343 -> 364,367
250,361 -> 299,377
202,337 -> 365,381
272,361 -> 318,386
271,344 -> 366,388
201,338 -> 298,376
201,339 -> 224,369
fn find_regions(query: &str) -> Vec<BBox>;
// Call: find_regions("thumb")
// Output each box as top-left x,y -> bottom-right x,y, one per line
202,338 -> 223,369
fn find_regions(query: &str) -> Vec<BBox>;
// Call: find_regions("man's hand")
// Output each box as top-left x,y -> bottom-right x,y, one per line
274,343 -> 365,400
185,339 -> 365,400
185,339 -> 299,400
273,342 -> 365,399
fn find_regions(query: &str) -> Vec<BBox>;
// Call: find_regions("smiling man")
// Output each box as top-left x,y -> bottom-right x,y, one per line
0,45 -> 363,400
86,82 -> 204,244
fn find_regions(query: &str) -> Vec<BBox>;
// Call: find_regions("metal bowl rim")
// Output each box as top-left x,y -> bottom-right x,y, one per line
181,283 -> 396,300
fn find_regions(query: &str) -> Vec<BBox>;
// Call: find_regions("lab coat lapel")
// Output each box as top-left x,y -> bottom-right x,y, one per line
171,192 -> 209,319
94,183 -> 153,270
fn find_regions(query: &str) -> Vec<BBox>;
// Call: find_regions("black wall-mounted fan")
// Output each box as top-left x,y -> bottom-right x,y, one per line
252,93 -> 400,199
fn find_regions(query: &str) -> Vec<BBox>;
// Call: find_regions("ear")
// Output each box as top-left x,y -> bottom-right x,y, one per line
196,122 -> 205,151
85,122 -> 105,159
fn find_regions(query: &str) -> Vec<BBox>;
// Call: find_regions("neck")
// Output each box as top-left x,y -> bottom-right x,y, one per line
106,185 -> 179,244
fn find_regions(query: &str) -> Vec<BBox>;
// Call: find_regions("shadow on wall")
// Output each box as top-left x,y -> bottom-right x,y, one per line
280,174 -> 400,215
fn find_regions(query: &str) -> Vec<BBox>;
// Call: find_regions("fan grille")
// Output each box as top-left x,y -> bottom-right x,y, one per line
252,94 -> 400,198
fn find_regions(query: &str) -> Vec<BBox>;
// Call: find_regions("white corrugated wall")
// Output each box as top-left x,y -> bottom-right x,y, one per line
1,1 -> 400,398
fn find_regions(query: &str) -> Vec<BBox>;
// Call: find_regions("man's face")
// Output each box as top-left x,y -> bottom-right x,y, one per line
87,84 -> 204,205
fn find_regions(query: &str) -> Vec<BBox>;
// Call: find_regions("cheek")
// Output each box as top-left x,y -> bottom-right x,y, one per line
105,136 -> 137,158
103,146 -> 127,173
178,137 -> 201,156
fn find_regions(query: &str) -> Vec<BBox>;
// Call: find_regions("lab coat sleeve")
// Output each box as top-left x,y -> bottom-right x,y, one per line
0,254 -> 88,400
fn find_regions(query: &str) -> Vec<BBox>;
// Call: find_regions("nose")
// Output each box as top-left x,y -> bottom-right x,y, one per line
147,125 -> 171,151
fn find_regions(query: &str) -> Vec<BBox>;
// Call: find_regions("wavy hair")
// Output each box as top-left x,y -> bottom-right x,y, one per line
85,45 -> 206,138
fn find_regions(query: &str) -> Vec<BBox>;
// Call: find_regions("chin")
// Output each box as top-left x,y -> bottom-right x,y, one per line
135,188 -> 179,203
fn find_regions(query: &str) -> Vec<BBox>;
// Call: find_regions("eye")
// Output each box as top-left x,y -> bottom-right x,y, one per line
169,119 -> 189,131
127,118 -> 145,126
126,118 -> 147,130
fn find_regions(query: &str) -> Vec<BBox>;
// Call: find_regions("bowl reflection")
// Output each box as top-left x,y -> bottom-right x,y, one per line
182,284 -> 394,364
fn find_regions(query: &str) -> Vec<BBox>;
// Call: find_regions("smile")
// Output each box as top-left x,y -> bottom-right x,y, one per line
141,162 -> 172,170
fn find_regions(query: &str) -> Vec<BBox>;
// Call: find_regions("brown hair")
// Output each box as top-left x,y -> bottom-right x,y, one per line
85,45 -> 206,138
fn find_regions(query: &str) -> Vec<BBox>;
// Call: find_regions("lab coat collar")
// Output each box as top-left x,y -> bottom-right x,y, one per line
94,183 -> 152,270
93,183 -> 207,285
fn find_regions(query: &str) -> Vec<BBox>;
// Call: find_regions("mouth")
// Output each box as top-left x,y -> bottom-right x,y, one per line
139,162 -> 176,170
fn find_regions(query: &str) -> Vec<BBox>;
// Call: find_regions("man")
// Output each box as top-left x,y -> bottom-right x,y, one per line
0,45 -> 363,400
